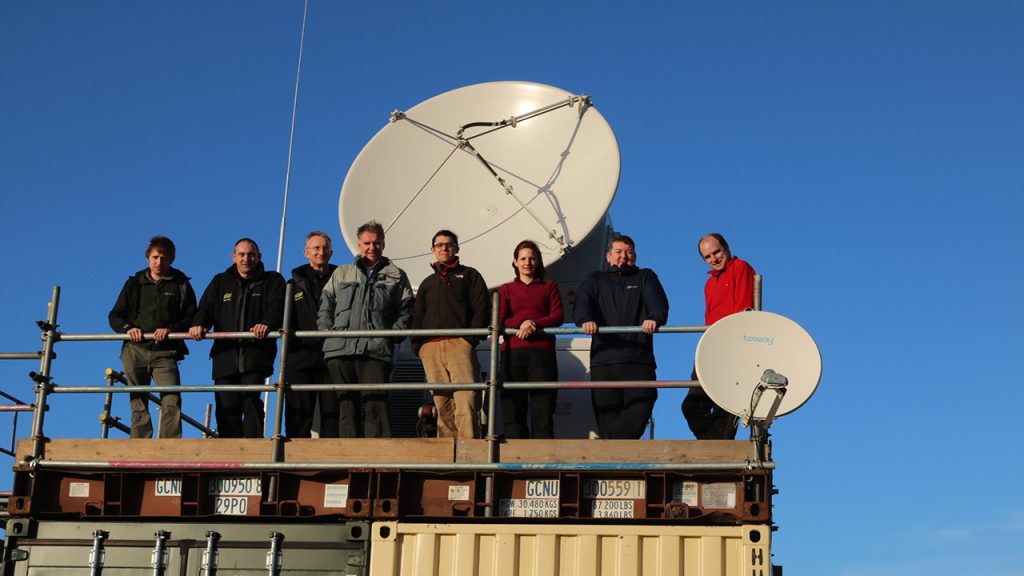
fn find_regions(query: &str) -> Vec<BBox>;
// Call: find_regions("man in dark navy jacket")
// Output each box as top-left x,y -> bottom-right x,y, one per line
284,231 -> 337,438
189,238 -> 286,438
573,233 -> 669,439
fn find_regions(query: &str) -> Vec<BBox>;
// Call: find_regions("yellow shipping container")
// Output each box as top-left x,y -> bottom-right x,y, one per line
369,521 -> 773,576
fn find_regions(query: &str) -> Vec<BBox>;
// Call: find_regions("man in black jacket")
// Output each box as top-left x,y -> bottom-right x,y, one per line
108,235 -> 197,439
189,238 -> 286,438
411,230 -> 489,439
284,231 -> 337,438
573,233 -> 669,439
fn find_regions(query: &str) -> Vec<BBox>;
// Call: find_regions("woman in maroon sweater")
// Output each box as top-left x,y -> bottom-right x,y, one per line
498,240 -> 564,438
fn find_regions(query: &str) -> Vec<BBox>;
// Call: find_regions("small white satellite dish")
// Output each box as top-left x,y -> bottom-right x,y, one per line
694,311 -> 822,422
339,81 -> 620,289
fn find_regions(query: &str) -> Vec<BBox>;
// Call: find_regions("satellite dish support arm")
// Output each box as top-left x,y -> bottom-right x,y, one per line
745,369 -> 788,461
456,94 -> 591,141
459,139 -> 568,250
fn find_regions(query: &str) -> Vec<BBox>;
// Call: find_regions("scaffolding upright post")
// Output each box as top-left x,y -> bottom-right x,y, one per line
100,370 -> 117,439
754,274 -> 762,311
483,291 -> 501,517
270,283 -> 293,481
30,286 -> 61,460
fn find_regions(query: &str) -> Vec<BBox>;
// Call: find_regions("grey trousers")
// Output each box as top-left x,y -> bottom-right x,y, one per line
120,345 -> 182,439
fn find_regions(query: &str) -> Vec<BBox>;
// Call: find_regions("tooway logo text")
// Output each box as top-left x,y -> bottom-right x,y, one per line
743,335 -> 774,345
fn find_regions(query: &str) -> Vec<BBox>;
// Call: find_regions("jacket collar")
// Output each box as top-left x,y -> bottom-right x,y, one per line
227,262 -> 266,281
136,267 -> 183,284
431,257 -> 460,274
292,262 -> 336,279
707,256 -> 737,278
512,275 -> 541,286
357,255 -> 389,274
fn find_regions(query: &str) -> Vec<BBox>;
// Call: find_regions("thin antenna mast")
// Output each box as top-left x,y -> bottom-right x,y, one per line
268,0 -> 309,437
274,0 -> 309,274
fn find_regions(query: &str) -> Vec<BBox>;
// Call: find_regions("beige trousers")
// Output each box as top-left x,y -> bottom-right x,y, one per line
419,339 -> 480,439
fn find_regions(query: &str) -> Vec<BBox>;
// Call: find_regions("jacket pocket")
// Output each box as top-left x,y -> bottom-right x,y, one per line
370,282 -> 399,328
332,283 -> 358,329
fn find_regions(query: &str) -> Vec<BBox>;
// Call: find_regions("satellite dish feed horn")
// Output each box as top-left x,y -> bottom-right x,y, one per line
459,139 -> 566,249
695,311 -> 822,435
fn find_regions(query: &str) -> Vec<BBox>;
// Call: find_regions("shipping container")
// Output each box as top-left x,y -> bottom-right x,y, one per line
368,521 -> 773,576
2,519 -> 370,575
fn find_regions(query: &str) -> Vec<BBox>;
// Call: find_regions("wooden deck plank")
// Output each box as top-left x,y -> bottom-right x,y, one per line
283,438 -> 455,463
19,438 -> 457,464
456,439 -> 755,464
19,438 -> 755,465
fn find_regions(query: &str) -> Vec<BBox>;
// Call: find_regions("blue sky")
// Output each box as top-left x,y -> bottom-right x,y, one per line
2,2 -> 1023,574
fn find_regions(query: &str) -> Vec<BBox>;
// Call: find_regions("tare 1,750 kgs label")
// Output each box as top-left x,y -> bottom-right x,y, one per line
499,498 -> 559,518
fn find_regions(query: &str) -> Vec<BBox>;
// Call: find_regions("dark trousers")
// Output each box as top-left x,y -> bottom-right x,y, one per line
283,364 -> 336,438
682,369 -> 738,439
326,356 -> 392,438
501,348 -> 558,439
214,372 -> 266,438
590,363 -> 657,439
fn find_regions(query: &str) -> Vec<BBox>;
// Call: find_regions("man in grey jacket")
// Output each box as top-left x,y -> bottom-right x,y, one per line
317,221 -> 414,437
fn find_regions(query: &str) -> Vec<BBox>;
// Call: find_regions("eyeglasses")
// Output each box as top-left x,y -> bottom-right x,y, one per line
432,242 -> 455,249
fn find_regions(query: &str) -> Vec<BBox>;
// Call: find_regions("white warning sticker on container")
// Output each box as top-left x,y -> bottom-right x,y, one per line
324,484 -> 349,508
499,498 -> 559,518
448,485 -> 470,501
701,483 -> 737,509
582,479 -> 646,499
154,478 -> 182,497
591,499 -> 635,518
68,482 -> 90,498
208,477 -> 262,496
213,496 -> 249,516
672,481 -> 698,506
524,479 -> 560,499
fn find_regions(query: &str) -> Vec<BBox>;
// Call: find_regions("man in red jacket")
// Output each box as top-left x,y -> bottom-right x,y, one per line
682,233 -> 755,439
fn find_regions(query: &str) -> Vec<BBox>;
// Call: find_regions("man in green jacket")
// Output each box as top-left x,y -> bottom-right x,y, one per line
108,235 -> 197,439
317,221 -> 414,438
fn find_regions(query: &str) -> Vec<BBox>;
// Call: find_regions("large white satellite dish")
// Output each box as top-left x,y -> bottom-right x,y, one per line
339,81 -> 620,289
695,311 -> 822,423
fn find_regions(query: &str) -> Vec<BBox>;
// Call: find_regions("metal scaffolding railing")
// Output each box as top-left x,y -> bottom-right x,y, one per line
3,278 -> 765,478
